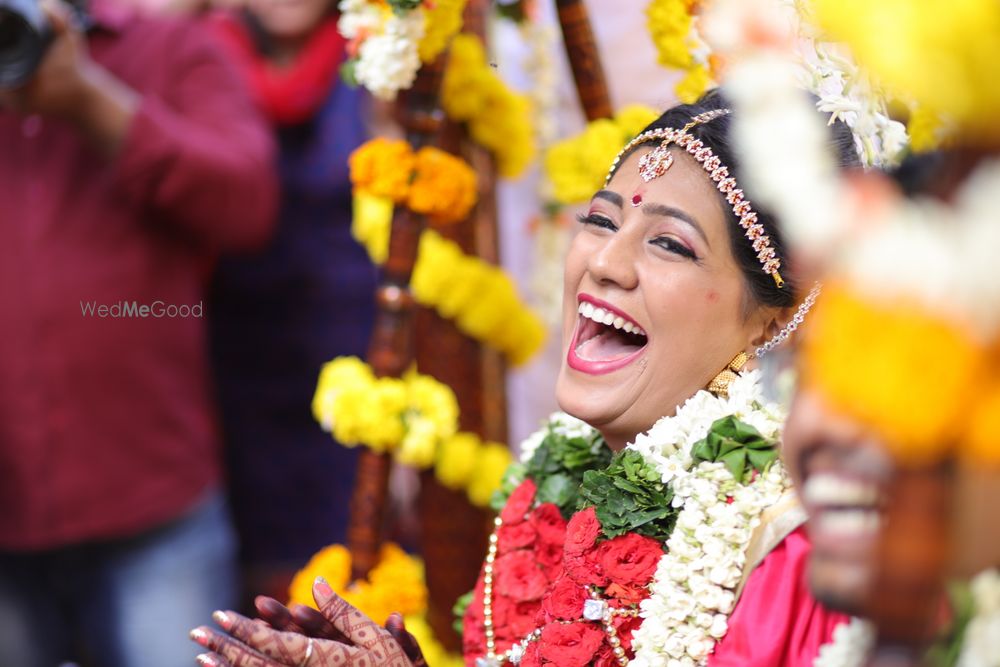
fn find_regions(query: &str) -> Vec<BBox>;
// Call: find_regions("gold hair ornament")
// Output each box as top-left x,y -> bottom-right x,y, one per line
605,109 -> 785,288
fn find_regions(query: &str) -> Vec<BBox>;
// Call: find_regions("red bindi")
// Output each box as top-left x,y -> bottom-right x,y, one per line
631,193 -> 643,207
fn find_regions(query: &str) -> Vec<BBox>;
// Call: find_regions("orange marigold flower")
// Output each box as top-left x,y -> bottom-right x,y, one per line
408,147 -> 478,226
349,138 -> 416,203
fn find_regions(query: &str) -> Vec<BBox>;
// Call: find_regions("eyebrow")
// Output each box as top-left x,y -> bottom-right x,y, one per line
591,190 -> 710,247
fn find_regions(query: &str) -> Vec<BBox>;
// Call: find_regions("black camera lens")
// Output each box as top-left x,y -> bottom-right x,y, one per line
0,0 -> 50,88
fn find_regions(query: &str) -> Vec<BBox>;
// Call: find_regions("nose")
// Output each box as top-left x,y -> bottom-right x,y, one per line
586,225 -> 640,291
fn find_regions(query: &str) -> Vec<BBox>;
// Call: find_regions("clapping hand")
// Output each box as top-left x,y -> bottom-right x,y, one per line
190,578 -> 426,666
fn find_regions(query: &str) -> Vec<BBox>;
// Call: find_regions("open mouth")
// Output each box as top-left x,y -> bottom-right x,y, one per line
567,297 -> 648,374
802,472 -> 883,539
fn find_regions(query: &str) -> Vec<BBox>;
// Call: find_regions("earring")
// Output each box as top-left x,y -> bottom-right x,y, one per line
707,351 -> 750,397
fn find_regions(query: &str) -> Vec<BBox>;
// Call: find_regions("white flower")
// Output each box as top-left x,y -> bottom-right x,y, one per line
813,618 -> 874,667
958,569 -> 1000,667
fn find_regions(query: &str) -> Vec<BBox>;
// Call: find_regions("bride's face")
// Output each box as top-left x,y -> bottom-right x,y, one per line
556,147 -> 772,447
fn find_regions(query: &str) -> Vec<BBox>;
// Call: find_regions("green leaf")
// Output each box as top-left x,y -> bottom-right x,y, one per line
536,473 -> 575,509
339,60 -> 359,89
691,415 -> 778,482
452,590 -> 474,636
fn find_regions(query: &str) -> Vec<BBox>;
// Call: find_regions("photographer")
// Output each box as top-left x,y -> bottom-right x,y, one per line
0,0 -> 278,665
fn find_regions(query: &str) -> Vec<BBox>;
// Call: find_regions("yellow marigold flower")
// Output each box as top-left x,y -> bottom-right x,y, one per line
401,615 -> 465,667
287,544 -> 352,608
365,544 -> 427,619
406,371 -> 460,438
803,283 -> 981,467
418,0 -> 466,63
675,64 -> 712,105
441,34 -> 488,120
351,193 -> 394,264
467,442 -> 513,507
435,432 -> 480,489
964,380 -> 1000,466
614,104 -> 660,137
312,357 -> 376,431
397,416 -> 439,468
408,147 -> 478,226
906,105 -> 944,154
349,138 -> 415,202
646,0 -> 695,70
813,0 -> 1000,144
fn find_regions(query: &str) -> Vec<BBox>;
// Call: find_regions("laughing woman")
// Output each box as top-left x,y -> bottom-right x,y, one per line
190,90 -> 860,667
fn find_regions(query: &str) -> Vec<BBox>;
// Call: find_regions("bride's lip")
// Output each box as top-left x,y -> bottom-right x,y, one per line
566,293 -> 648,376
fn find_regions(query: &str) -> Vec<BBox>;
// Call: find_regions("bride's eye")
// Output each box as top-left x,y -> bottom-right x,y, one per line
577,213 -> 618,232
652,236 -> 698,260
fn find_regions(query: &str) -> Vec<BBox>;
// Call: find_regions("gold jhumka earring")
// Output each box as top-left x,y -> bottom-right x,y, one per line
707,351 -> 750,397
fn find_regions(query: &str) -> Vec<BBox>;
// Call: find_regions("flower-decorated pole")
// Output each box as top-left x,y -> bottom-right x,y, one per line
347,57 -> 449,581
554,0 -> 613,121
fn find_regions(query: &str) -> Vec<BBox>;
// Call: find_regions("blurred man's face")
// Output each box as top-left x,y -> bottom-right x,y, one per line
249,0 -> 331,42
782,388 -> 895,615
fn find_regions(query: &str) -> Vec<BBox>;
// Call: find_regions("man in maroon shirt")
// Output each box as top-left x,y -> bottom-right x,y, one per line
0,0 -> 278,664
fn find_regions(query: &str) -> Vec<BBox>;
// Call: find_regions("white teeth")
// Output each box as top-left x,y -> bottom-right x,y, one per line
812,509 -> 881,536
576,301 -> 647,339
803,473 -> 880,508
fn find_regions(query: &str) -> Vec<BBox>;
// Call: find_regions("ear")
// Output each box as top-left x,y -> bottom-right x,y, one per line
747,305 -> 795,351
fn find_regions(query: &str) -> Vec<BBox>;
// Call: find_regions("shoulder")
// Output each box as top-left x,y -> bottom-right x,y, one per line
709,526 -> 852,667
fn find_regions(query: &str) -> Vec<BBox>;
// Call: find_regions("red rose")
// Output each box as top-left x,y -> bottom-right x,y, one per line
564,551 -> 609,587
565,506 -> 601,556
613,614 -> 642,654
531,502 -> 567,546
497,521 -> 537,553
538,621 -> 605,667
536,540 -> 564,572
520,642 -> 543,667
495,550 -> 549,602
597,532 -> 663,587
593,645 -> 616,667
500,479 -> 537,525
605,582 -> 649,606
541,576 -> 588,621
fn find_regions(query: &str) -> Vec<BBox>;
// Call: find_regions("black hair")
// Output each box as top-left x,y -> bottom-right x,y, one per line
610,89 -> 860,312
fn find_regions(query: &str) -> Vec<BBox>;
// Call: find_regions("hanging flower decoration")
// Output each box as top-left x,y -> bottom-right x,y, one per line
349,138 -> 478,227
543,105 -> 660,205
813,0 -> 1000,147
441,33 -> 537,178
719,0 -> 1000,468
349,139 -> 547,366
312,357 -> 515,504
646,0 -> 717,104
338,0 -> 467,100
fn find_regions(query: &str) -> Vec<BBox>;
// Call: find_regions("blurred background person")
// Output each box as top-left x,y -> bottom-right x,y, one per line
0,0 -> 277,665
206,0 -> 376,605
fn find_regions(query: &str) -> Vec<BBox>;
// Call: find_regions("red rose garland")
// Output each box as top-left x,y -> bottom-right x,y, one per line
463,480 -> 663,666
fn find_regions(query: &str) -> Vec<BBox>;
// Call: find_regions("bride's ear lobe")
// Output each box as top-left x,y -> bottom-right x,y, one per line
749,305 -> 795,349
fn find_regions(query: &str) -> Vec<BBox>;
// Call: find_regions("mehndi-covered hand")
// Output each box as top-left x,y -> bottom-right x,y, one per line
190,578 -> 418,666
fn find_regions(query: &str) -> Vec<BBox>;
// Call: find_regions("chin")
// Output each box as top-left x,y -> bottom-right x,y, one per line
808,558 -> 872,616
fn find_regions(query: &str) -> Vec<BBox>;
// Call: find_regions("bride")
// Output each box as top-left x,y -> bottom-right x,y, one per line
190,90 -> 860,667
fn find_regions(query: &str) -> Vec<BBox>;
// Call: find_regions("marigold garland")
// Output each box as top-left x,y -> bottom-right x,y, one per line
813,0 -> 1000,145
646,0 -> 715,103
349,188 -> 546,366
802,282 -> 990,467
544,105 -> 660,205
312,357 -> 515,505
441,34 -> 536,178
349,138 -> 478,227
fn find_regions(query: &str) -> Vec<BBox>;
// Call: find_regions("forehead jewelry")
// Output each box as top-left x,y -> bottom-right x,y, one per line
605,109 -> 784,288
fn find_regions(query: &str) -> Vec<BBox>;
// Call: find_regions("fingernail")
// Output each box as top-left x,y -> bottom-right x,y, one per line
196,654 -> 219,667
212,610 -> 233,630
314,576 -> 333,597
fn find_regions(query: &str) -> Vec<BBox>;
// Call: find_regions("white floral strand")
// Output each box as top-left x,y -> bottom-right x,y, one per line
338,0 -> 425,101
813,618 -> 875,667
958,569 -> 1000,667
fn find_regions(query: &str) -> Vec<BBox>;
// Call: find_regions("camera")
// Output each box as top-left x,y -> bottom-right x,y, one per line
0,0 -> 51,88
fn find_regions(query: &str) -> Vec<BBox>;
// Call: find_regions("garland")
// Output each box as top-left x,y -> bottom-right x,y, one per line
645,0 -> 716,104
349,140 -> 546,366
543,105 -> 660,205
338,0 -> 467,100
442,34 -> 537,179
813,568 -> 1000,666
312,357 -> 513,507
721,16 -> 1000,465
465,371 -> 792,666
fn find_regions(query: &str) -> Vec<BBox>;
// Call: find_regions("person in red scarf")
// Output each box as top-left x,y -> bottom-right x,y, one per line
205,0 -> 377,608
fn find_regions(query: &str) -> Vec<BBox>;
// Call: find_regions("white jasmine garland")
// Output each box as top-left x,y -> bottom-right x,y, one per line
812,618 -> 875,667
338,0 -> 426,101
958,569 -> 1000,667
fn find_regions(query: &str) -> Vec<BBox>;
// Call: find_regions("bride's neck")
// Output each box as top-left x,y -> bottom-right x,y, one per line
600,431 -> 630,452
